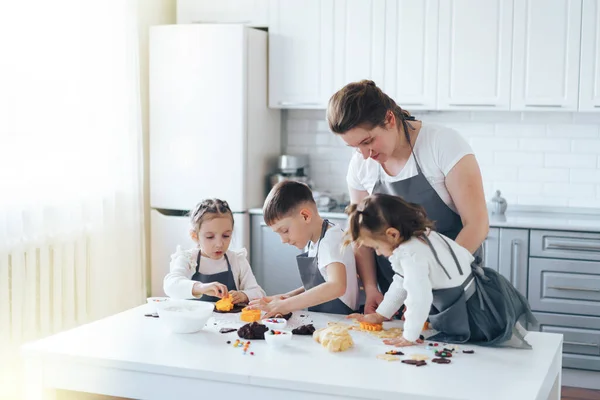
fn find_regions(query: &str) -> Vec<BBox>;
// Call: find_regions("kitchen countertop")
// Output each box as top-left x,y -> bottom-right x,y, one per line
250,207 -> 600,233
22,304 -> 563,400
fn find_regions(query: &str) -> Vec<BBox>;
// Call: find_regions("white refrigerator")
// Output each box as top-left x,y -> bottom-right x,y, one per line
149,24 -> 281,297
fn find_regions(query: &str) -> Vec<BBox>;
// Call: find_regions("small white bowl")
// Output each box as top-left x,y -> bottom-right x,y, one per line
147,297 -> 170,313
264,329 -> 293,347
155,299 -> 213,334
261,318 -> 287,331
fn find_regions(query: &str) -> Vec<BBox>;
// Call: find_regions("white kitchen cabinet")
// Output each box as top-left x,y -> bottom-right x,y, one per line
331,0 -> 386,92
437,0 -> 513,110
176,0 -> 269,26
511,0 -> 582,111
579,0 -> 600,111
268,0 -> 334,108
382,0 -> 439,110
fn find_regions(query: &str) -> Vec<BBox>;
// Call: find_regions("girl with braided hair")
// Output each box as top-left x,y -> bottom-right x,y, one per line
345,193 -> 535,348
163,198 -> 265,304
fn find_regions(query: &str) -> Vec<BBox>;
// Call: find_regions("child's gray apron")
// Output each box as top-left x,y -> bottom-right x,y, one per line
371,147 -> 483,294
296,219 -> 354,315
192,252 -> 237,302
418,232 -> 530,347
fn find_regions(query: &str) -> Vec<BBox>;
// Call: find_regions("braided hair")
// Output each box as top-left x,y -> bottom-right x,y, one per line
189,198 -> 234,232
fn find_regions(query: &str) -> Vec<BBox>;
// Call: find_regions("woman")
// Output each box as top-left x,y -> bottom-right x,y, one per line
327,80 -> 489,314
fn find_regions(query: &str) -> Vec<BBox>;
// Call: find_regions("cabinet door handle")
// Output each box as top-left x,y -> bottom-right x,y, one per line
525,104 -> 563,108
548,286 -> 600,293
278,101 -> 323,107
510,239 -> 519,285
564,341 -> 600,348
447,103 -> 497,107
191,20 -> 252,24
544,237 -> 600,252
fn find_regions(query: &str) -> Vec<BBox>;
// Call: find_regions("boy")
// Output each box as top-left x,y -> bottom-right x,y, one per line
248,181 -> 359,316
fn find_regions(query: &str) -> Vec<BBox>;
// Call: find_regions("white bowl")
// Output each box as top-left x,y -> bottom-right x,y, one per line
147,297 -> 170,313
261,318 -> 287,331
155,299 -> 214,333
264,329 -> 293,348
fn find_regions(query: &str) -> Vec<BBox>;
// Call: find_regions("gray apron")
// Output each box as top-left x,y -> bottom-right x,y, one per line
296,219 -> 354,315
419,232 -> 533,347
371,121 -> 482,294
191,252 -> 237,302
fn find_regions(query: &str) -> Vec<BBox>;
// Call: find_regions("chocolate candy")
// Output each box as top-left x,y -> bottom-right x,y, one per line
462,350 -> 475,354
292,324 -> 316,335
401,359 -> 427,366
432,358 -> 451,364
219,328 -> 237,334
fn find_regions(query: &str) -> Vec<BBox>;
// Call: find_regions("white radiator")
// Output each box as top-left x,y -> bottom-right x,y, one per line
0,234 -> 90,347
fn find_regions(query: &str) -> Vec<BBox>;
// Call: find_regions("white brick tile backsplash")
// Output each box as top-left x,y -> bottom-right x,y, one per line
494,152 -> 544,166
519,138 -> 570,152
284,110 -> 600,208
496,124 -> 545,137
517,195 -> 569,207
287,132 -> 316,146
521,112 -> 573,124
543,183 -> 595,197
571,139 -> 600,154
545,154 -> 597,168
470,137 -> 519,152
569,169 -> 600,183
444,123 -> 495,136
470,111 -> 523,123
547,124 -> 599,138
572,113 -> 600,124
518,168 -> 569,182
286,119 -> 309,132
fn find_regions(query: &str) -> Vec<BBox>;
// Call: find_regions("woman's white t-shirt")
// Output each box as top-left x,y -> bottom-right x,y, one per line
346,123 -> 473,213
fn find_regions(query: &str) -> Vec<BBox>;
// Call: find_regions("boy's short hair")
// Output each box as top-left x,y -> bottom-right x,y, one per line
263,181 -> 315,226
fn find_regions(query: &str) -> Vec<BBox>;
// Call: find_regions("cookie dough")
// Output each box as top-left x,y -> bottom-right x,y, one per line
313,326 -> 353,352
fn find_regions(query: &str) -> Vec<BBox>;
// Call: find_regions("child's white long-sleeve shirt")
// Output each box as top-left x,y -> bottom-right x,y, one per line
163,246 -> 266,301
376,232 -> 474,342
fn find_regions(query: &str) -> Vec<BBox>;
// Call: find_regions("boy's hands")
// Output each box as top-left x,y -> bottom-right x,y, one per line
247,296 -> 291,318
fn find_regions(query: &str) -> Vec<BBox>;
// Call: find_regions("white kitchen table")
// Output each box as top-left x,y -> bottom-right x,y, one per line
22,304 -> 562,400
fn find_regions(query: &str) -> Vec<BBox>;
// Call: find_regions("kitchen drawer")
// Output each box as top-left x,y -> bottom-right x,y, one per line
528,258 -> 600,317
530,230 -> 600,262
532,312 -> 600,371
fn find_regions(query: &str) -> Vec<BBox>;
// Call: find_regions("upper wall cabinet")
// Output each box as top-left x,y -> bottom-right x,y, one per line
437,0 -> 513,110
383,0 -> 439,110
268,0 -> 335,108
176,0 -> 269,26
580,0 -> 600,110
511,0 -> 582,111
331,0 -> 386,93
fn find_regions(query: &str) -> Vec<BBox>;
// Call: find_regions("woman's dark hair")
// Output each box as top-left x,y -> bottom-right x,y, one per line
189,198 -> 234,231
344,193 -> 434,246
327,79 -> 416,146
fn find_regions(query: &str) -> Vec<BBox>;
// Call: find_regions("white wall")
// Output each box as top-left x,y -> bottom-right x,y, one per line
284,110 -> 600,209
137,0 -> 176,295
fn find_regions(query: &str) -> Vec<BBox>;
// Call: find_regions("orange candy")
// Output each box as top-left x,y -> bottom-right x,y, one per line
240,307 -> 261,322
